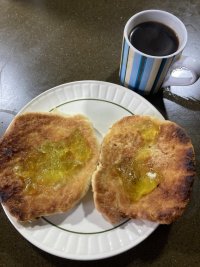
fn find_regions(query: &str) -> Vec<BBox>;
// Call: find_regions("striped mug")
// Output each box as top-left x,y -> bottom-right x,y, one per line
119,10 -> 200,95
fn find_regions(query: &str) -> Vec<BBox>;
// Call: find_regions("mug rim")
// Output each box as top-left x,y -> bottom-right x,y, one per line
124,9 -> 188,59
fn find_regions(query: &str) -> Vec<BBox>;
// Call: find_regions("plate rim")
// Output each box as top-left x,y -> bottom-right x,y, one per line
3,206 -> 159,261
18,80 -> 164,119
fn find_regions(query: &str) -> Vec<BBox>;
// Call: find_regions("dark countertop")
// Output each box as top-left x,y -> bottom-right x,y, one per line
0,1 -> 200,266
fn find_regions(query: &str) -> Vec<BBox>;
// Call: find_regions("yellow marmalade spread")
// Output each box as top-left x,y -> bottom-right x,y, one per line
14,130 -> 91,194
115,120 -> 162,202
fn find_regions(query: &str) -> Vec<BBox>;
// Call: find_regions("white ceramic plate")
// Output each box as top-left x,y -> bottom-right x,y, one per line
2,81 -> 164,260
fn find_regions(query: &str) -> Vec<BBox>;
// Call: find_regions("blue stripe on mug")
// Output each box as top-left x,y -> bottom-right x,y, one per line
139,57 -> 155,91
153,56 -> 175,93
128,52 -> 141,89
120,39 -> 130,84
151,58 -> 167,93
119,38 -> 125,76
134,56 -> 147,90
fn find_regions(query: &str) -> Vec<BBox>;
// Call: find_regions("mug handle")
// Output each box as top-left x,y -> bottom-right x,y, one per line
162,56 -> 200,87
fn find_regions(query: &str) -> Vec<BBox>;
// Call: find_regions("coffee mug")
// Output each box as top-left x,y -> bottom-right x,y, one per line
119,10 -> 200,95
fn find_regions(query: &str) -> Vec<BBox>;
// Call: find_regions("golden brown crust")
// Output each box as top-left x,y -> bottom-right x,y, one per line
92,115 -> 196,224
0,112 -> 99,221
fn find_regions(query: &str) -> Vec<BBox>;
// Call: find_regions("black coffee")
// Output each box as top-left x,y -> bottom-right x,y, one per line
129,21 -> 179,56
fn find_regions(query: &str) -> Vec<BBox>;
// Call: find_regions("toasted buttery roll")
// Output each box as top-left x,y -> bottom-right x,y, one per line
92,115 -> 195,224
0,112 -> 99,221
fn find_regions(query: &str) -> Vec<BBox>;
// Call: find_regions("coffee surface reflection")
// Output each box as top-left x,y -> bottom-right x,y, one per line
129,21 -> 179,56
